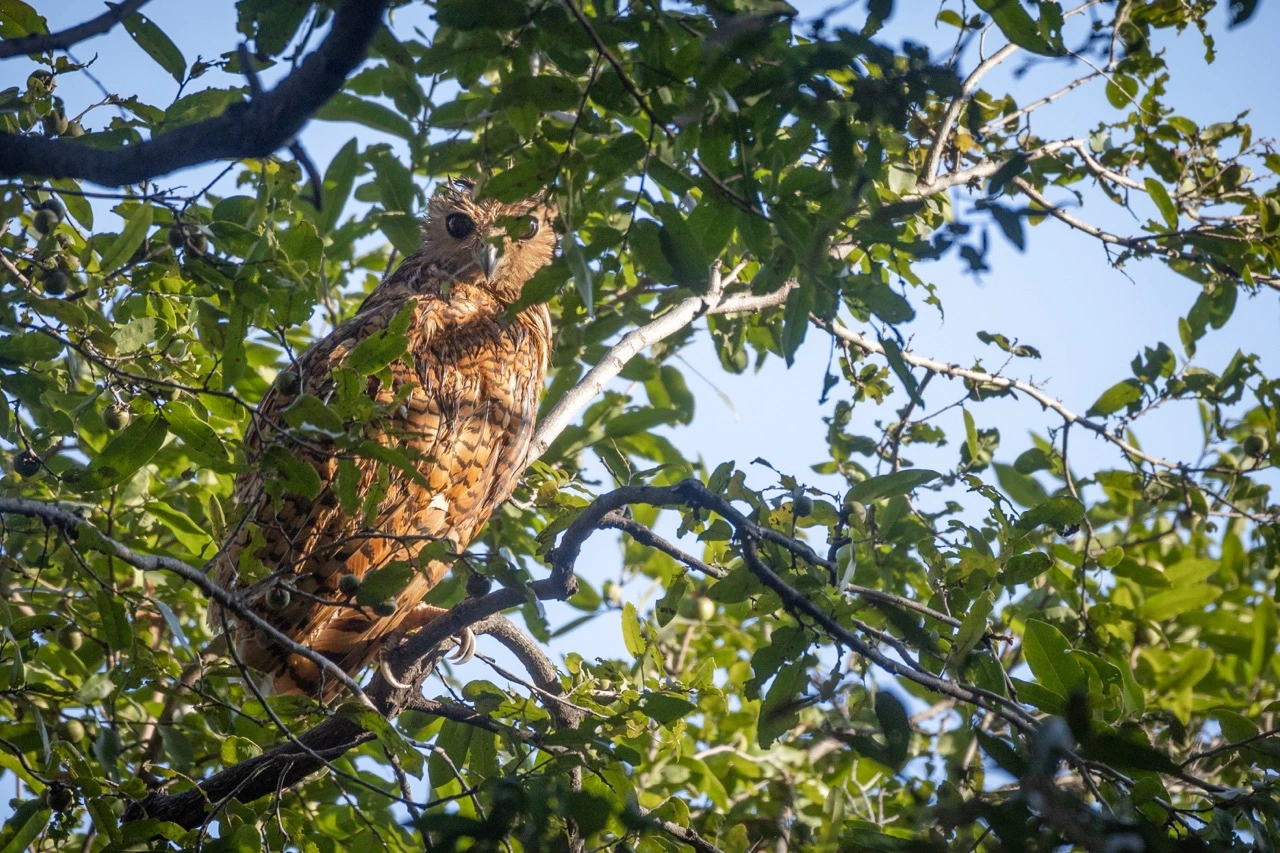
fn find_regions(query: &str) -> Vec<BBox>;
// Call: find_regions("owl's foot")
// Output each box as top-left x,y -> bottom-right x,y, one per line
400,602 -> 477,665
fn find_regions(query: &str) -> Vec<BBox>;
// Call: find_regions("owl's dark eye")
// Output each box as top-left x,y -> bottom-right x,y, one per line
445,213 -> 474,239
519,216 -> 540,242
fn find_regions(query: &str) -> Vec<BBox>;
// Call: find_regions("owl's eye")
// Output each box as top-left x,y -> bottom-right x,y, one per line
519,216 -> 540,242
445,213 -> 474,239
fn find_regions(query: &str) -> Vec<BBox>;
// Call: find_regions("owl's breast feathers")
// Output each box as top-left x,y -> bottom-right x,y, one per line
212,260 -> 552,701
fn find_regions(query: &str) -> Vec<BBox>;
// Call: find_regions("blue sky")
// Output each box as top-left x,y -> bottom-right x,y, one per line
6,0 -> 1279,796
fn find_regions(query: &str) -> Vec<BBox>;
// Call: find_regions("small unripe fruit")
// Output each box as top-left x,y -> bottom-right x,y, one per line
56,624 -> 83,651
466,572 -> 492,597
792,495 -> 814,517
42,269 -> 69,296
42,110 -> 68,136
338,573 -> 361,595
38,199 -> 65,221
372,599 -> 397,618
695,597 -> 715,622
44,783 -> 74,812
103,405 -> 131,431
27,70 -> 53,93
168,227 -> 185,248
265,586 -> 291,610
13,450 -> 41,477
185,232 -> 208,256
155,384 -> 181,402
32,208 -> 58,234
1243,434 -> 1269,457
64,120 -> 84,137
59,719 -> 85,744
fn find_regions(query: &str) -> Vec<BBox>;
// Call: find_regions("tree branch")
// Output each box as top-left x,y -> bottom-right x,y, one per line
812,315 -> 1189,473
0,496 -> 375,708
0,0 -> 388,185
544,480 -> 1038,733
0,0 -> 150,59
531,260 -> 790,459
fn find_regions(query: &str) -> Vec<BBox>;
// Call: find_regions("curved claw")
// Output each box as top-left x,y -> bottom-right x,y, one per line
379,655 -> 412,690
448,626 -> 476,664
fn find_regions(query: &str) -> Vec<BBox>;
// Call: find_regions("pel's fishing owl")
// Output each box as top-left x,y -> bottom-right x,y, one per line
210,181 -> 556,702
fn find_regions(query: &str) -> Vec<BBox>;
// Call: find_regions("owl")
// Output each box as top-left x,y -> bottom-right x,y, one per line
209,181 -> 557,703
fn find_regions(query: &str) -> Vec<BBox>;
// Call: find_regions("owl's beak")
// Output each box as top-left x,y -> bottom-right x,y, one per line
477,241 -> 503,281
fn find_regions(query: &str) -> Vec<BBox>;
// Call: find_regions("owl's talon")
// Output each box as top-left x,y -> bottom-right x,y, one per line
379,655 -> 412,690
449,626 -> 476,664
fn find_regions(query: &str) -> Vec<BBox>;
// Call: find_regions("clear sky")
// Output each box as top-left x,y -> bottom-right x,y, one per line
10,0 -> 1280,735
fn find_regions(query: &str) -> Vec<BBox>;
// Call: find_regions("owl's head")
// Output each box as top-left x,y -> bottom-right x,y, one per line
420,180 -> 558,302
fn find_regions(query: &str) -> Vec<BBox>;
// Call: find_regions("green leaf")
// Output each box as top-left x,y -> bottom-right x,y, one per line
846,469 -> 939,504
355,562 -> 414,606
341,705 -> 425,778
758,661 -> 805,748
88,414 -> 169,487
1144,585 -> 1221,621
963,408 -> 979,462
315,93 -> 414,139
1111,557 -> 1170,587
565,241 -> 594,316
0,798 -> 50,853
1144,177 -> 1178,229
1023,619 -> 1086,698
0,0 -> 47,39
975,0 -> 1057,55
880,337 -> 921,406
1015,495 -> 1085,531
113,317 -> 161,353
493,76 -> 582,112
999,551 -> 1052,585
95,590 -> 131,653
641,692 -> 698,727
1086,379 -> 1143,417
621,602 -> 645,658
655,574 -> 689,627
319,138 -> 360,233
346,300 -> 416,373
124,13 -> 186,82
99,204 -> 154,275
950,592 -> 993,665
262,446 -> 322,499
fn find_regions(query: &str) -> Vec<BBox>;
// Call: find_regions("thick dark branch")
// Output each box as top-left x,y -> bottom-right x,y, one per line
0,0 -> 150,59
0,0 -> 388,185
546,480 -> 1038,733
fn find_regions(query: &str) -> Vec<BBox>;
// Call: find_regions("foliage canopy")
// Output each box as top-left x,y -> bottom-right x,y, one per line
1,0 -> 1278,850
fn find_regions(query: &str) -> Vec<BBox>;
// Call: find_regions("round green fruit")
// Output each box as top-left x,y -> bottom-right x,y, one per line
42,269 -> 69,296
13,450 -> 41,478
38,199 -> 65,220
32,208 -> 58,235
338,573 -> 361,595
185,232 -> 208,256
372,599 -> 397,618
59,719 -> 85,744
466,572 -> 493,597
56,624 -> 83,651
265,587 -> 291,610
103,405 -> 131,431
1243,434 -> 1269,457
695,597 -> 715,622
42,110 -> 68,136
45,784 -> 74,812
64,120 -> 84,137
792,494 -> 814,517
